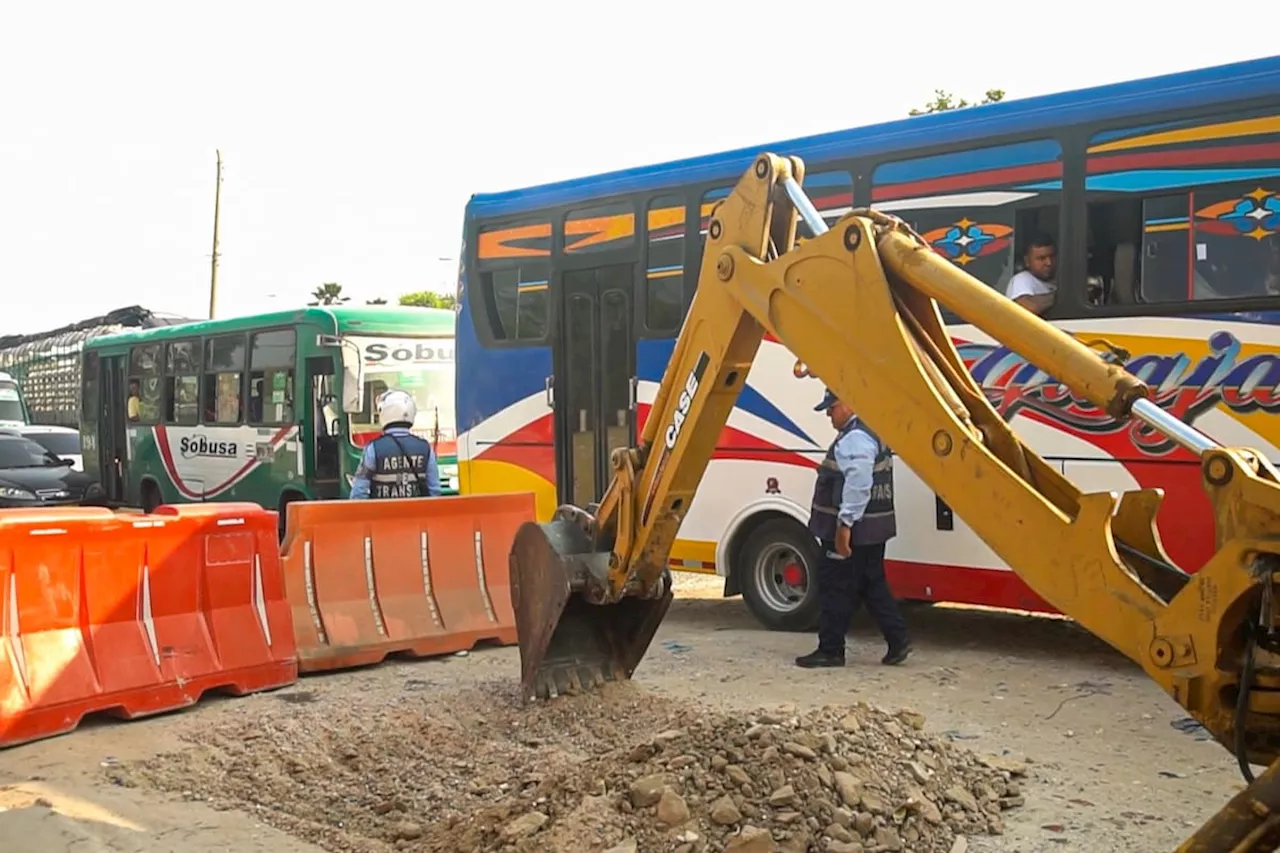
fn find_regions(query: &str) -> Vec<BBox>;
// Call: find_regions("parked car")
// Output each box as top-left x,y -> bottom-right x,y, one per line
0,433 -> 106,508
0,425 -> 83,470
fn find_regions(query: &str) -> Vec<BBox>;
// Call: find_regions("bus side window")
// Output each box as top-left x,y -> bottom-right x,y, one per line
1084,108 -> 1280,307
204,334 -> 245,425
476,219 -> 551,343
248,329 -> 297,425
645,194 -> 686,335
127,344 -> 161,423
163,340 -> 200,426
871,137 -> 1065,318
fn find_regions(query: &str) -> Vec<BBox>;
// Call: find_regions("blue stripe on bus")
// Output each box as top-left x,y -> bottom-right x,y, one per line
466,57 -> 1280,219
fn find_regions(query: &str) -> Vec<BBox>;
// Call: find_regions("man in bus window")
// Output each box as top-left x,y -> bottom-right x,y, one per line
348,388 -> 441,499
1005,232 -> 1058,315
127,380 -> 141,422
796,387 -> 911,669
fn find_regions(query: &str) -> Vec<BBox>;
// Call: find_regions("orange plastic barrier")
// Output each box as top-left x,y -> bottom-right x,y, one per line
0,503 -> 298,749
280,493 -> 531,673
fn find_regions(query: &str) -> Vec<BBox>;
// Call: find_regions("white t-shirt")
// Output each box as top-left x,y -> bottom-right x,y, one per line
1005,269 -> 1056,301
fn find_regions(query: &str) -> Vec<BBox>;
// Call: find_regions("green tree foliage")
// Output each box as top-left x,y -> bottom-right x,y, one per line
909,88 -> 1005,116
399,291 -> 456,309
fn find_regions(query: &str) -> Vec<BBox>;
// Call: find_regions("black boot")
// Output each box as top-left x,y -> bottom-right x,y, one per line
881,643 -> 912,665
795,648 -> 845,668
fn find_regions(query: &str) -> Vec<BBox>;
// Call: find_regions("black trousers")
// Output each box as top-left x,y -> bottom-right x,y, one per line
817,542 -> 909,655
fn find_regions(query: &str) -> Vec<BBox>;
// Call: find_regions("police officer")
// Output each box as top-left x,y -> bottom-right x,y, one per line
795,387 -> 911,667
349,389 -> 442,499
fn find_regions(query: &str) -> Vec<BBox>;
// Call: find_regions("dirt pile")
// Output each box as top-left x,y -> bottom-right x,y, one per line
116,678 -> 1027,853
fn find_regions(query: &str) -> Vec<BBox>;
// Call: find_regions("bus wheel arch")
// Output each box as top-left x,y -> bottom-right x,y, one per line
720,500 -> 821,632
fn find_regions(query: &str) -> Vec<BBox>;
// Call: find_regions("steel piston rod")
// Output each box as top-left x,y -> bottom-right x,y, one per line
1131,397 -> 1220,456
783,177 -> 829,237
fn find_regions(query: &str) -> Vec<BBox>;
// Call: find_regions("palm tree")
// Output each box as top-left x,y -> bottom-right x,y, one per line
308,282 -> 350,306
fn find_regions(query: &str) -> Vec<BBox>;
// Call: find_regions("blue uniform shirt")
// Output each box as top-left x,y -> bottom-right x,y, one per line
831,415 -> 880,527
349,426 -> 442,499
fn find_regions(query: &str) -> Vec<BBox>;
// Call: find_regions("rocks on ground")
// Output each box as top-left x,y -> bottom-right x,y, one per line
116,678 -> 1028,853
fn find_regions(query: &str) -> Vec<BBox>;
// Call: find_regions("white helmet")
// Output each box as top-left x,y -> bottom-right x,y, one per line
377,389 -> 417,427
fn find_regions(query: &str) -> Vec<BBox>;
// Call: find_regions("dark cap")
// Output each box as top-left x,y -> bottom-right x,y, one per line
813,387 -> 838,412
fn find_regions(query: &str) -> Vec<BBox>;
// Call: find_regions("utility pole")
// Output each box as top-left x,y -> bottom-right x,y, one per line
208,150 -> 223,319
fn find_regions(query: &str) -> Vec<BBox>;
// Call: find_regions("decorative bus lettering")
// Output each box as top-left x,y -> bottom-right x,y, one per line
957,331 -> 1280,456
177,434 -> 242,459
363,341 -> 456,365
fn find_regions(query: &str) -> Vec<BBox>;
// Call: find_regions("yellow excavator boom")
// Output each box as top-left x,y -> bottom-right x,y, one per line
508,153 -> 1280,851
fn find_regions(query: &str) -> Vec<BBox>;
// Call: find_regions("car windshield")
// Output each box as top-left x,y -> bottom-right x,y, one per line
0,437 -> 60,468
350,363 -> 457,445
28,432 -> 80,456
0,382 -> 24,423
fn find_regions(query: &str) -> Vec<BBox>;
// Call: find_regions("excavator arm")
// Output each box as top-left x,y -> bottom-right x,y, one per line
508,153 -> 1280,851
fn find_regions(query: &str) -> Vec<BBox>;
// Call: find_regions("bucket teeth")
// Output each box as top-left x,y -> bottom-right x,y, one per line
525,660 -> 629,702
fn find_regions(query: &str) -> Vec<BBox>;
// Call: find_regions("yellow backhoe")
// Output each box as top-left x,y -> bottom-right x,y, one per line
508,152 -> 1280,851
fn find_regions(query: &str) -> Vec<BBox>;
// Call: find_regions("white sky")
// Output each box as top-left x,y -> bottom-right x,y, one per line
0,2 -> 1275,336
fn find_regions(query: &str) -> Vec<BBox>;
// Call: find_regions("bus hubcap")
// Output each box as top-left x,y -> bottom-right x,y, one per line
752,542 -> 809,613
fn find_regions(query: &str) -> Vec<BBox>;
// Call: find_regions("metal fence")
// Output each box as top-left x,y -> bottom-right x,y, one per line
0,307 -> 196,428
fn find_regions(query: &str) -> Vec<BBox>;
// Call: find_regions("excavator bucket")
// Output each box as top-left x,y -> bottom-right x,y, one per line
509,517 -> 673,702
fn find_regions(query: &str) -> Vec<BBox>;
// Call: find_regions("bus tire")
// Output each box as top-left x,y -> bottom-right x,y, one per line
736,517 -> 821,632
277,490 -> 306,542
140,480 -> 162,514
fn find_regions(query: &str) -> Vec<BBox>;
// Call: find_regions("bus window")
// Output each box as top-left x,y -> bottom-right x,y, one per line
871,138 -> 1065,300
1084,109 -> 1280,307
564,201 -> 635,255
127,344 -> 162,423
164,340 -> 200,426
203,334 -> 245,425
476,219 -> 551,343
248,329 -> 296,425
645,195 -> 686,334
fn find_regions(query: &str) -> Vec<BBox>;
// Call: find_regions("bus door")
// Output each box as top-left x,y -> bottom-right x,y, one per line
554,262 -> 636,507
306,354 -> 341,495
97,354 -> 129,502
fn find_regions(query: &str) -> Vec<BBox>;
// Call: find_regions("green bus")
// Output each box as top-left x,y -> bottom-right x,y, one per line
80,305 -> 458,529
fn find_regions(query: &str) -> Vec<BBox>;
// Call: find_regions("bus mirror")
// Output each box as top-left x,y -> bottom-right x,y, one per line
340,341 -> 365,412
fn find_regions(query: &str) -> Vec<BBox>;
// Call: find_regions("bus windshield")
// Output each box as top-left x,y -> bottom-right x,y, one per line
347,337 -> 457,454
0,381 -> 26,425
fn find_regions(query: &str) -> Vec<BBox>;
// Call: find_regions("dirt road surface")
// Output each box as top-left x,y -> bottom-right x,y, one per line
0,574 -> 1244,852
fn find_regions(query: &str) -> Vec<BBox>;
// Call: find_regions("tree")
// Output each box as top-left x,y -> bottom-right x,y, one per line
308,282 -> 350,306
399,291 -> 456,309
909,88 -> 1005,116
366,297 -> 388,305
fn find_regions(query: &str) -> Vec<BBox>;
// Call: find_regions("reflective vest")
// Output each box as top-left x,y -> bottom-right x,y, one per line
368,431 -> 434,499
807,418 -> 897,547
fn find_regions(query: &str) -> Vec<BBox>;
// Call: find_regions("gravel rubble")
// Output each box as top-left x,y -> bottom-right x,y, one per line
115,678 -> 1028,853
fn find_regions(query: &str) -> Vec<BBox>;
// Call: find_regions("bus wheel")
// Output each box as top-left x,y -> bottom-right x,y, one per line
737,518 -> 821,632
141,481 -> 161,513
277,491 -> 305,542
